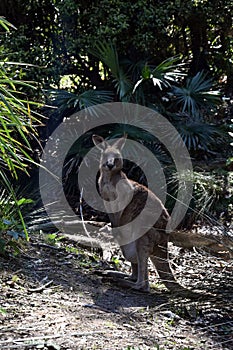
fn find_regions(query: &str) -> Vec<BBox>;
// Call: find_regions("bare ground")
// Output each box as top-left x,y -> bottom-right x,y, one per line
0,233 -> 232,350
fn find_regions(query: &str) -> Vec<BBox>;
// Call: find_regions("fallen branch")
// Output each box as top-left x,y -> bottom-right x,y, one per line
170,229 -> 233,259
29,218 -> 106,232
29,213 -> 233,259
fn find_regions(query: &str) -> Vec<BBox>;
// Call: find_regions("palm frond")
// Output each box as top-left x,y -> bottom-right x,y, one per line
133,55 -> 186,92
89,42 -> 132,101
46,88 -> 113,109
152,55 -> 186,83
173,71 -> 221,117
78,89 -> 114,108
0,17 -> 17,31
174,116 -> 224,152
42,88 -> 114,143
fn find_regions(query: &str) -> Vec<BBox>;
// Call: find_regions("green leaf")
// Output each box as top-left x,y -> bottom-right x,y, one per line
141,65 -> 151,79
0,308 -> 7,315
17,198 -> 34,206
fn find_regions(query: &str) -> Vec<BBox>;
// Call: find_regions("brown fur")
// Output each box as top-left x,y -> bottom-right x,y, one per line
93,134 -> 184,293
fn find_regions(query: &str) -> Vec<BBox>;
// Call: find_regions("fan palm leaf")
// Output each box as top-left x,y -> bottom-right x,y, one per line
173,71 -> 221,117
174,116 -> 223,152
45,88 -> 113,120
89,42 -> 132,101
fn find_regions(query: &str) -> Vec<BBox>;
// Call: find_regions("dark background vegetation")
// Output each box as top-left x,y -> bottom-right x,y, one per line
0,0 -> 232,250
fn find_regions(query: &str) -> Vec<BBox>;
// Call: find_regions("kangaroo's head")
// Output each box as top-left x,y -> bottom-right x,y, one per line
92,134 -> 127,173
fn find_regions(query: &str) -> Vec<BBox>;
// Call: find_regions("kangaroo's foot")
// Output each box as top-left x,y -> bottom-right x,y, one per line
95,269 -> 138,282
96,269 -> 148,291
115,278 -> 150,293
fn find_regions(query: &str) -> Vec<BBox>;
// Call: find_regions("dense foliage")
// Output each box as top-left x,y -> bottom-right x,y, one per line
0,1 -> 232,244
0,17 -> 41,252
0,0 -> 232,93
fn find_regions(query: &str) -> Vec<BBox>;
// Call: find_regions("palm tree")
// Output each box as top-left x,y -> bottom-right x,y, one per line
90,42 -> 185,104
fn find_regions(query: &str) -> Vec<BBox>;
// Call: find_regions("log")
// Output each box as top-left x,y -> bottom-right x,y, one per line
169,229 -> 233,259
29,216 -> 233,259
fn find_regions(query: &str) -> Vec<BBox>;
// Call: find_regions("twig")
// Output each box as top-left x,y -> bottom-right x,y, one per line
30,242 -> 60,250
0,331 -> 104,346
27,280 -> 53,293
79,187 -> 91,238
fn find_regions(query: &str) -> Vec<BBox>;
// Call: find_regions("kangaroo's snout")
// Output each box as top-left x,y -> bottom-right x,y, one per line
106,161 -> 115,170
103,155 -> 121,171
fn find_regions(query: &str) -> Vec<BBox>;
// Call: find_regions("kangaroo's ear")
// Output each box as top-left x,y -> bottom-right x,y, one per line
113,134 -> 127,150
92,134 -> 108,151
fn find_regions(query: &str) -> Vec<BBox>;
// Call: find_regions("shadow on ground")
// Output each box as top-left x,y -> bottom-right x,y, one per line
0,236 -> 232,349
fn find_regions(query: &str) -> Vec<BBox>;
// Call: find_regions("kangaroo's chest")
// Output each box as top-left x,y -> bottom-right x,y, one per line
100,183 -> 117,201
99,177 -> 133,200
99,176 -> 134,223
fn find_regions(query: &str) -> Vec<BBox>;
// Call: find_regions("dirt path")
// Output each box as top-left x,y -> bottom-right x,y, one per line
0,234 -> 232,350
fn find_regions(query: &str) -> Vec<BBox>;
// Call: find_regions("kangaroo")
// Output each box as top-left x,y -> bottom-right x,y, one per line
92,134 -> 184,293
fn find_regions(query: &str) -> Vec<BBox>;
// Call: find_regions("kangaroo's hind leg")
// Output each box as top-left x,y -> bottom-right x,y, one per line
150,236 -> 185,293
111,240 -> 150,292
114,252 -> 149,292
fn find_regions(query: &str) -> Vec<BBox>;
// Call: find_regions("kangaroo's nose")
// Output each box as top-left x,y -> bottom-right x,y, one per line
107,162 -> 114,170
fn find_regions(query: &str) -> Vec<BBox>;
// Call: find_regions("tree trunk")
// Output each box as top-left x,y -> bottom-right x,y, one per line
188,10 -> 209,75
